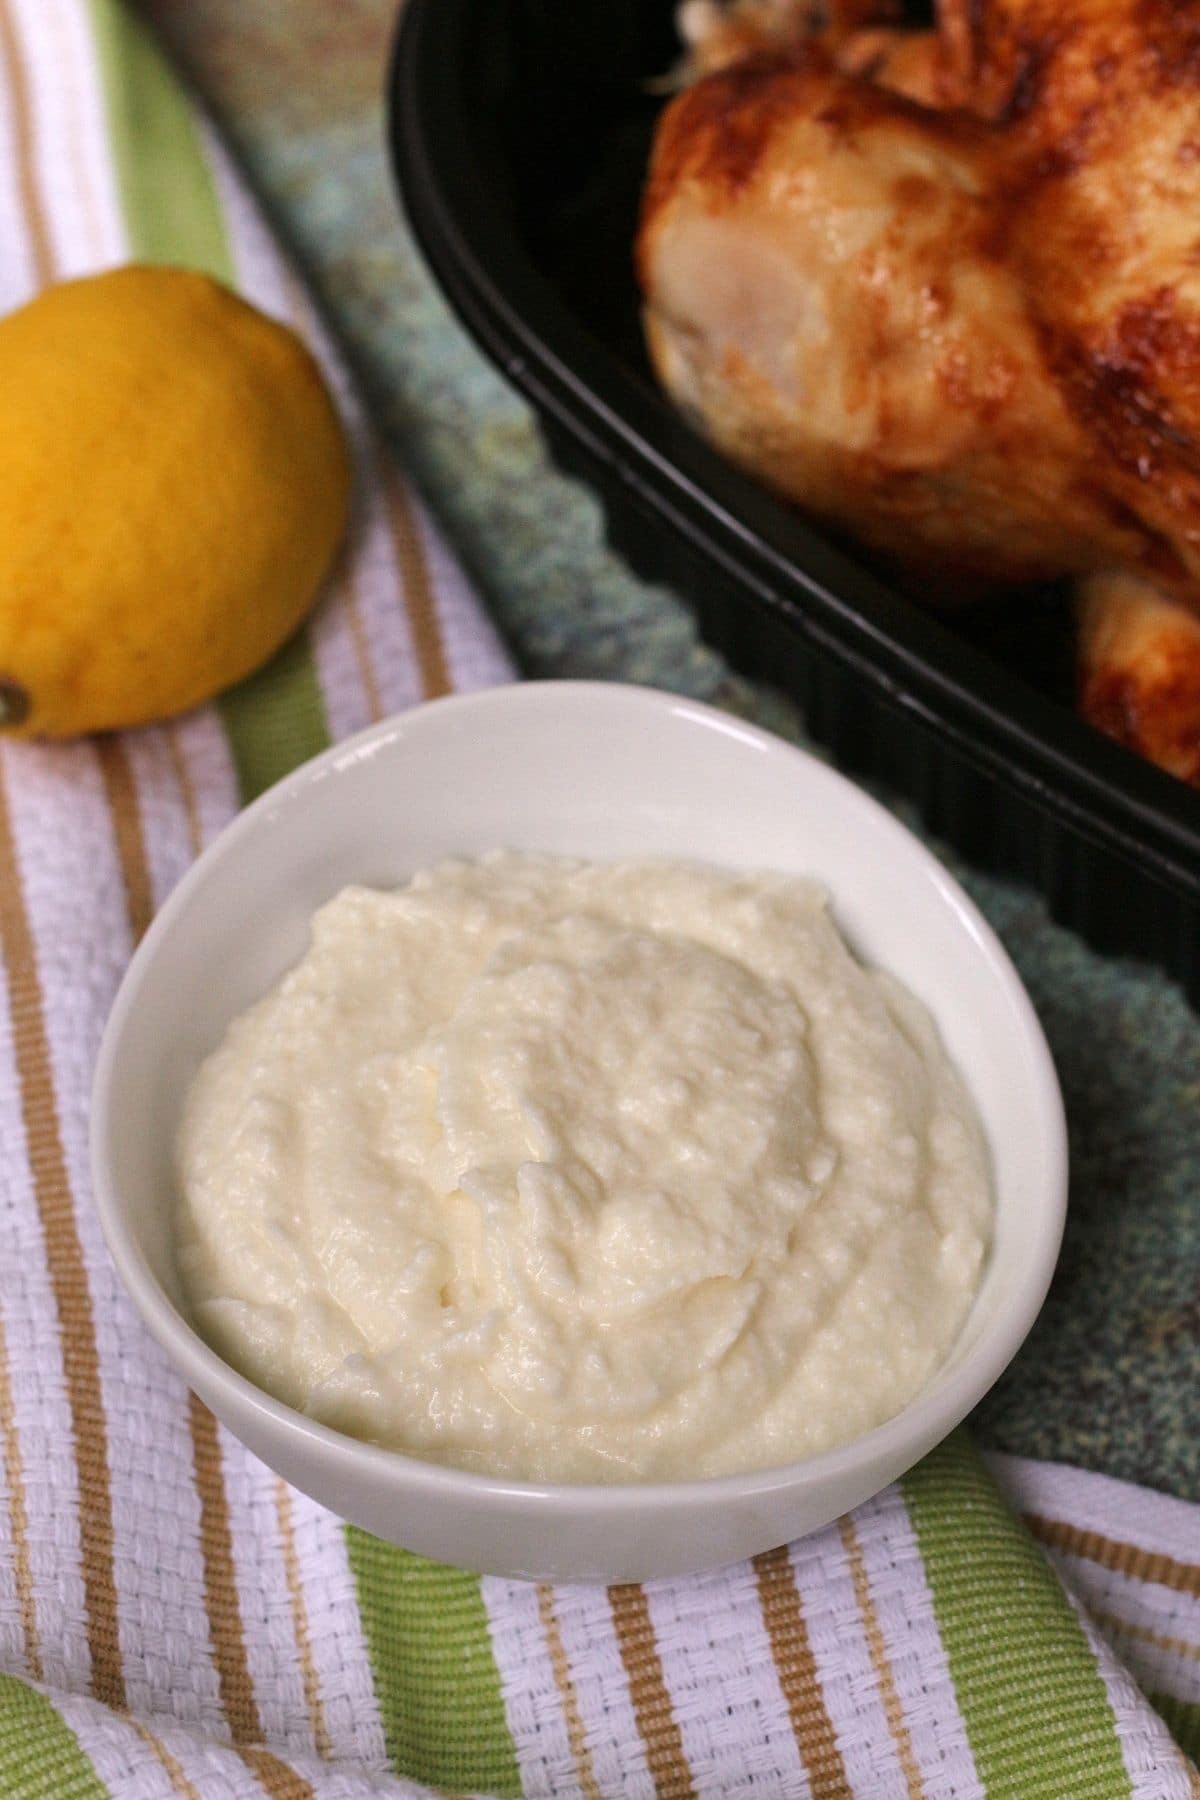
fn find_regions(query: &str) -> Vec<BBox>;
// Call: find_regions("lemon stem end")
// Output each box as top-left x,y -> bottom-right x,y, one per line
0,679 -> 30,728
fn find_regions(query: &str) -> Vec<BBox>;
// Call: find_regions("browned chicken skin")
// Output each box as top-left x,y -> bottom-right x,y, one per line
638,0 -> 1200,783
1078,570 -> 1200,784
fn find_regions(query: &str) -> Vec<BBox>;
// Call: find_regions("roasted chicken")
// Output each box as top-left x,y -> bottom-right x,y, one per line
638,0 -> 1200,784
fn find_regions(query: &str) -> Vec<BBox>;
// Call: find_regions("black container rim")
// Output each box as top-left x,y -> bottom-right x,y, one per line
387,0 -> 1200,898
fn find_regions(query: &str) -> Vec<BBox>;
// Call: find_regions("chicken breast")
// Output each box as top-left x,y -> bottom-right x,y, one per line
639,1 -> 1200,778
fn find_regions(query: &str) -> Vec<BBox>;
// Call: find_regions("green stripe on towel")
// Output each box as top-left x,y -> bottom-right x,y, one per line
1149,1693 -> 1200,1768
345,1532 -> 521,1796
903,1433 -> 1132,1799
86,0 -> 330,801
216,628 -> 332,803
85,0 -> 230,277
0,1675 -> 105,1800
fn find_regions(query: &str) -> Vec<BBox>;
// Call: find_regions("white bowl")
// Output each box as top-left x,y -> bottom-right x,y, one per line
92,682 -> 1066,1581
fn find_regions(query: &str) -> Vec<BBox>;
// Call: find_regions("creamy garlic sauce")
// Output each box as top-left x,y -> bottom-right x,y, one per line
177,852 -> 991,1482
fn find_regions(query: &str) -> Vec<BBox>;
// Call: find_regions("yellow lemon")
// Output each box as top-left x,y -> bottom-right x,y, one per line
0,265 -> 352,736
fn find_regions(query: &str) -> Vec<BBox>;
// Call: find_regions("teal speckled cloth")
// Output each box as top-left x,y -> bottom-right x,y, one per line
144,0 -> 1200,1504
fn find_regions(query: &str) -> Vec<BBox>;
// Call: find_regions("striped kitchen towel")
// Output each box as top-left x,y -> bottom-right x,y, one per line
0,1 -> 1197,1794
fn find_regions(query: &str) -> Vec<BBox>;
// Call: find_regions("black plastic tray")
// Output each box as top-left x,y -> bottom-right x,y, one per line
388,0 -> 1200,1001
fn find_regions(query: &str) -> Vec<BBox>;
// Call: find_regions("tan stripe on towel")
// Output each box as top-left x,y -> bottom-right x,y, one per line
0,0 -> 54,285
238,1745 -> 316,1800
188,1393 -> 262,1744
0,763 -> 127,1710
340,552 -> 385,724
0,2 -> 135,1715
284,279 -> 386,728
85,316 -> 312,1798
188,1396 -> 315,1799
1090,1604 -> 1200,1666
608,1583 -> 696,1800
274,1478 -> 331,1759
753,1546 -> 849,1795
114,728 -> 312,1796
838,1516 -> 925,1799
100,733 -> 311,1799
0,1305 -> 41,1681
537,1585 -> 600,1800
278,268 -> 385,727
96,724 -> 302,1786
382,462 -> 452,699
1026,1514 -> 1200,1601
166,725 -> 206,861
96,738 -> 156,943
128,1717 -> 203,1800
